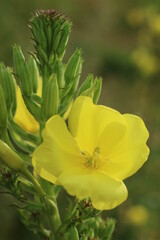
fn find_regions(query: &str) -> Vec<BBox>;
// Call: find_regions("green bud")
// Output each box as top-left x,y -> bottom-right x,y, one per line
8,117 -> 39,144
0,140 -> 25,171
54,60 -> 65,88
44,74 -> 59,120
70,55 -> 83,94
78,75 -> 102,103
8,124 -> 35,154
0,85 -> 8,136
64,49 -> 82,86
77,75 -> 94,98
13,45 -> 33,96
93,77 -> 102,104
59,92 -> 74,116
0,64 -> 17,112
46,23 -> 53,51
35,44 -> 48,64
78,74 -> 93,96
30,10 -> 72,74
13,45 -> 25,85
23,96 -> 41,122
28,57 -> 39,93
79,87 -> 94,98
52,23 -> 62,52
69,226 -> 79,240
57,22 -> 72,59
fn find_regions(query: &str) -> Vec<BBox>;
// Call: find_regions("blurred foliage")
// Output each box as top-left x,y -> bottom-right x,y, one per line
0,0 -> 160,240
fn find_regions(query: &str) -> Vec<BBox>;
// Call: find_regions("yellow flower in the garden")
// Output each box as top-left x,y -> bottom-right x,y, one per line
33,96 -> 149,210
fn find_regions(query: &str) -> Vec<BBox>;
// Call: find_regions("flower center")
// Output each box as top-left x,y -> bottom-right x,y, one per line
81,147 -> 105,170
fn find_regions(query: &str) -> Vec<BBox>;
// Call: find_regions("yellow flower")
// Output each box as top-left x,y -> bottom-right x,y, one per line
14,81 -> 42,133
14,86 -> 39,132
33,96 -> 149,210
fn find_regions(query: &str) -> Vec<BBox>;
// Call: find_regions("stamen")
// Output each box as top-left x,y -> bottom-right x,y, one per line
81,147 -> 105,170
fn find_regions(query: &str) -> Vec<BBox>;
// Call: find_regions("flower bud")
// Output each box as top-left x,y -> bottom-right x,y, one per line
78,74 -> 93,96
52,23 -> 62,52
44,74 -> 59,120
69,55 -> 83,94
58,92 -> 74,116
0,64 -> 17,112
54,60 -> 65,88
64,49 -> 82,86
69,226 -> 79,240
57,22 -> 72,59
30,10 -> 72,73
78,74 -> 102,103
28,57 -> 39,93
0,85 -> 8,136
93,77 -> 102,104
0,140 -> 25,171
13,45 -> 33,96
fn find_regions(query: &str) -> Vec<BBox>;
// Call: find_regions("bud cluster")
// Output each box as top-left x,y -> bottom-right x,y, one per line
30,10 -> 72,75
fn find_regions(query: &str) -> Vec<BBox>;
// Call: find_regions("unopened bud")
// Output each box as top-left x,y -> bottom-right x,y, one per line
78,75 -> 102,103
57,22 -> 72,59
30,10 -> 72,70
59,92 -> 74,116
70,55 -> 83,94
69,226 -> 79,240
28,57 -> 39,93
44,74 -> 59,120
0,140 -> 25,171
78,74 -> 94,97
0,85 -> 8,135
52,23 -> 62,52
13,45 -> 33,96
54,60 -> 65,88
64,49 -> 82,86
0,64 -> 17,112
93,77 -> 102,104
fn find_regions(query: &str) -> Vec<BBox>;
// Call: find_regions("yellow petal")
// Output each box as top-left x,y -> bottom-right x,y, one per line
68,96 -> 124,154
97,121 -> 127,156
32,115 -> 82,183
57,169 -> 128,210
105,114 -> 149,180
14,86 -> 39,132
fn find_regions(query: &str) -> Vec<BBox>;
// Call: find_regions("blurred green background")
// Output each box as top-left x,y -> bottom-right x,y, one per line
0,0 -> 160,239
